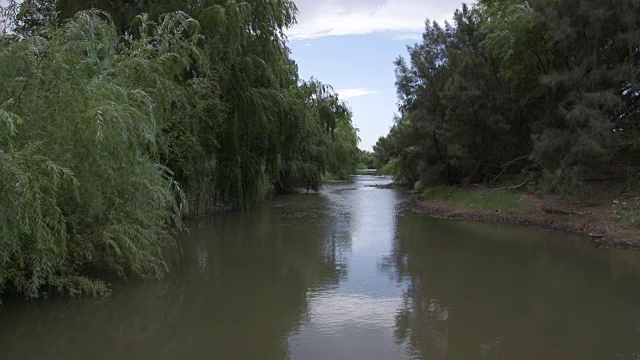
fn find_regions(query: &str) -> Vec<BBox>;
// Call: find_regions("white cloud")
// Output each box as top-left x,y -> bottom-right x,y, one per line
336,88 -> 378,100
287,0 -> 464,40
0,1 -> 9,34
392,32 -> 423,41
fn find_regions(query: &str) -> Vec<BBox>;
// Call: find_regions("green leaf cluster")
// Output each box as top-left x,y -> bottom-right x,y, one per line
375,0 -> 640,194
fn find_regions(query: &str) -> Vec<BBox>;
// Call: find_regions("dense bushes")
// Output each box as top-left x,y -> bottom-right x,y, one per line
0,0 -> 359,300
374,0 -> 640,194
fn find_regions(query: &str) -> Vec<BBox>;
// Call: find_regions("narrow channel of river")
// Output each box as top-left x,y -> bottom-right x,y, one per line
2,175 -> 640,359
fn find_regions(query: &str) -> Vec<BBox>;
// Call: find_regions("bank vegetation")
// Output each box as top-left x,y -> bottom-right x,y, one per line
373,0 -> 640,241
0,0 -> 360,300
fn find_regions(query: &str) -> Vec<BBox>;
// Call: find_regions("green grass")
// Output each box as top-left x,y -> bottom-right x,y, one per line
322,173 -> 344,181
422,186 -> 534,212
612,197 -> 640,228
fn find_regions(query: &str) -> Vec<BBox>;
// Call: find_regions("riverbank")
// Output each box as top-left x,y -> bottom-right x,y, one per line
411,183 -> 640,249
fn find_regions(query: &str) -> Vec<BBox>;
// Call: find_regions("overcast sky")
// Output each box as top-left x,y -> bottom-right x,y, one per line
285,0 -> 468,151
287,0 -> 460,40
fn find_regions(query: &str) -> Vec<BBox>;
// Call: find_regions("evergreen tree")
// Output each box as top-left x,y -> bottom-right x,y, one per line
375,0 -> 640,193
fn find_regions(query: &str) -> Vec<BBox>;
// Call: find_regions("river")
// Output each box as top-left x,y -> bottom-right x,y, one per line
2,175 -> 640,359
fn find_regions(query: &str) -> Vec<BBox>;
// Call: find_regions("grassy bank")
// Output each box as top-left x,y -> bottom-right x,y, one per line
413,184 -> 640,249
422,186 -> 534,212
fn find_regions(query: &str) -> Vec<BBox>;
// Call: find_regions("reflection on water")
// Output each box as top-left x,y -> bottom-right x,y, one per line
390,217 -> 640,360
1,175 -> 640,360
288,176 -> 410,360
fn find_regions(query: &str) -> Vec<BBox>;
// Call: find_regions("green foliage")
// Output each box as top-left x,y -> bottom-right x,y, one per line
423,186 -> 533,212
378,157 -> 399,176
375,0 -> 640,194
272,78 -> 359,190
612,198 -> 640,229
0,10 -> 185,300
0,0 -> 359,300
356,149 -> 375,170
49,0 -> 360,206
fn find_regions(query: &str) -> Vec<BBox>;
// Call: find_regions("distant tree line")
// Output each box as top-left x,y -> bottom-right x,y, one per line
374,0 -> 640,194
357,149 -> 376,170
0,0 -> 359,300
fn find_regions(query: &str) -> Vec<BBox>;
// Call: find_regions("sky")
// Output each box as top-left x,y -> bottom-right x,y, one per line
0,0 -> 10,33
285,0 -> 467,151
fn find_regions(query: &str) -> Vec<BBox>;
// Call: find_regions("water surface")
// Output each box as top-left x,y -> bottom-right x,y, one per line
2,175 -> 640,359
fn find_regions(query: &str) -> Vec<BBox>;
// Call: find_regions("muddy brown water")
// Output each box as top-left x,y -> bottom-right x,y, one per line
2,175 -> 640,359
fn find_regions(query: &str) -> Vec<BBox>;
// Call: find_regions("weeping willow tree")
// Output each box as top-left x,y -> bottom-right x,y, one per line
0,9 -> 195,299
55,0 -> 360,210
275,78 -> 360,191
0,0 -> 360,300
189,0 -> 358,207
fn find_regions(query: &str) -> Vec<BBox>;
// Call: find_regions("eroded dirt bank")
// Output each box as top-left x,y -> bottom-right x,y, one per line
409,184 -> 640,249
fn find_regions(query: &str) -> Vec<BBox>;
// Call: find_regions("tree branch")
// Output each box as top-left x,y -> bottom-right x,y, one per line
491,155 -> 530,183
491,179 -> 529,192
